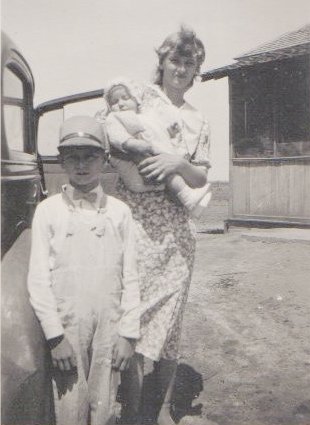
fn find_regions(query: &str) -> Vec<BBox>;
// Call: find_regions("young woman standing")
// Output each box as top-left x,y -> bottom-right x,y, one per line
117,27 -> 211,425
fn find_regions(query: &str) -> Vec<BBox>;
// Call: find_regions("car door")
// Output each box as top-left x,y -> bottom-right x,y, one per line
35,90 -> 118,196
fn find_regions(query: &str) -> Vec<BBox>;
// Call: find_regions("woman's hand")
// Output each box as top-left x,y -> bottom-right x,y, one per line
138,153 -> 185,183
138,153 -> 208,188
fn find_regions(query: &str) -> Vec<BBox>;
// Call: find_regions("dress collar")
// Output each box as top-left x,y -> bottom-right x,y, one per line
145,83 -> 191,110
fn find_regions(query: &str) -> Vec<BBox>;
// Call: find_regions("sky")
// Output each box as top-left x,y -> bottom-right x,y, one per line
2,0 -> 309,180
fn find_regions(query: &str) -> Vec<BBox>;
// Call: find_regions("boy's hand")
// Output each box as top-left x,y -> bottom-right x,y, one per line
112,336 -> 135,372
51,337 -> 77,372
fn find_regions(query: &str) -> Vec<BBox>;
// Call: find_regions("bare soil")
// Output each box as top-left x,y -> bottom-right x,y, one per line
175,230 -> 310,425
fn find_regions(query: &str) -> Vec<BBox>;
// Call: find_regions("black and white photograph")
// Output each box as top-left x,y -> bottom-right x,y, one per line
1,1 -> 310,424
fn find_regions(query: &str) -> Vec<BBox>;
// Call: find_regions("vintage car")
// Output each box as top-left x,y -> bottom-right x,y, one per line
1,31 -> 57,425
1,33 -> 112,424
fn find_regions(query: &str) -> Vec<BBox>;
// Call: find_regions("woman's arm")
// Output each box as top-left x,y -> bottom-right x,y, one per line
137,153 -> 207,188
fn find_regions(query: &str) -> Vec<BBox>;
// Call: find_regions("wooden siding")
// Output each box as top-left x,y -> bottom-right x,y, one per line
231,158 -> 310,224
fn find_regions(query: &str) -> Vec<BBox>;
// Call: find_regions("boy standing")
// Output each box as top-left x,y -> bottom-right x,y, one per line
27,116 -> 140,425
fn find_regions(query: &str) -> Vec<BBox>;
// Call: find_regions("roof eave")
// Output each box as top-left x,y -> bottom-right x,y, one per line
201,43 -> 310,82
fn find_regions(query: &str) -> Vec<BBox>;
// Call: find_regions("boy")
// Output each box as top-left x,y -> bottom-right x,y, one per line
27,116 -> 140,425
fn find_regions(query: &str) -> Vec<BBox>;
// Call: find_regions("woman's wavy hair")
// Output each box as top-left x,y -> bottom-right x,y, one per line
154,26 -> 205,87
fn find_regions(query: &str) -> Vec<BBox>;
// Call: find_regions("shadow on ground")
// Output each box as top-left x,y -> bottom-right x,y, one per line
140,363 -> 203,424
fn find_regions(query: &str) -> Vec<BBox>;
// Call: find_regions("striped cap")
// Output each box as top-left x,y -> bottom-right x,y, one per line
58,115 -> 108,151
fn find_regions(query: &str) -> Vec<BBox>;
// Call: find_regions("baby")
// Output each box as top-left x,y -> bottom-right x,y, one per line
96,78 -> 211,217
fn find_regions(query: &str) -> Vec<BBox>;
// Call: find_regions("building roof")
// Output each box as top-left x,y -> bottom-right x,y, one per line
202,24 -> 310,82
236,24 -> 310,59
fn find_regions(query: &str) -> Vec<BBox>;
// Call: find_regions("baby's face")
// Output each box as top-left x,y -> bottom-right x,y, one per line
108,85 -> 138,112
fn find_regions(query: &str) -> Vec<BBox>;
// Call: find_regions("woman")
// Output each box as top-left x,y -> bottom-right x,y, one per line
117,27 -> 210,425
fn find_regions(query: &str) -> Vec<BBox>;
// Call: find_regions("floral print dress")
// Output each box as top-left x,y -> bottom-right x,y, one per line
116,84 -> 211,361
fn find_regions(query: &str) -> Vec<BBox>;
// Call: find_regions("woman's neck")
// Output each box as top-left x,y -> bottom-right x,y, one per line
161,85 -> 185,108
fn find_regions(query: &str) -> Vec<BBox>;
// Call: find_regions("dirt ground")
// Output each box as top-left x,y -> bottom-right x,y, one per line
171,229 -> 310,425
139,184 -> 310,425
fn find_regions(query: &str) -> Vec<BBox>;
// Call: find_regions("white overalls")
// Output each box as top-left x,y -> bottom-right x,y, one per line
28,187 -> 140,425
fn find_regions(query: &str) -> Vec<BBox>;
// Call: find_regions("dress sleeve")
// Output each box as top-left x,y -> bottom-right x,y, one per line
118,207 -> 140,340
27,204 -> 64,340
190,119 -> 211,169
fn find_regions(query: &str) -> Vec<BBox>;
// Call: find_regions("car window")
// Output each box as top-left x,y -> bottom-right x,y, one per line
2,66 -> 26,153
37,108 -> 64,156
65,97 -> 104,119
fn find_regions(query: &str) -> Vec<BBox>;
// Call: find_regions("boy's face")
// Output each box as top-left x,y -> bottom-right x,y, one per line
60,146 -> 105,191
108,85 -> 138,112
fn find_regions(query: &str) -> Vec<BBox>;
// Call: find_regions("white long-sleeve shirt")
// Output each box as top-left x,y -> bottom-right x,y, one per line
27,184 -> 140,341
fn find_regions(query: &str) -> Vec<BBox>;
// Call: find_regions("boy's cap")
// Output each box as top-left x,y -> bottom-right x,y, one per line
58,116 -> 108,151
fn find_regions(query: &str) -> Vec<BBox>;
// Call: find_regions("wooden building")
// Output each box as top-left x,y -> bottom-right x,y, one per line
202,25 -> 310,228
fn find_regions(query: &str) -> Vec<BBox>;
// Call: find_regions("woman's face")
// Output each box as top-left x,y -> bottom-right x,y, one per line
161,51 -> 197,92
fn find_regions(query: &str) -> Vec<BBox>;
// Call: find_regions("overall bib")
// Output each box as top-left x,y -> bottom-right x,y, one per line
51,196 -> 123,425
